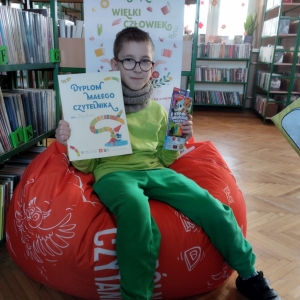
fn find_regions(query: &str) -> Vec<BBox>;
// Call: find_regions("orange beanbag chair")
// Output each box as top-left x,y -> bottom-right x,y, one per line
6,140 -> 247,300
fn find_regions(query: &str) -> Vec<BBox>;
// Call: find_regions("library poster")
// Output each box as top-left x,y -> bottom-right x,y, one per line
58,71 -> 132,161
272,97 -> 300,156
84,0 -> 185,111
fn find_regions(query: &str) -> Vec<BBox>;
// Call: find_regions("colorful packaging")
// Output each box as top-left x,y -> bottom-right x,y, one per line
163,87 -> 193,152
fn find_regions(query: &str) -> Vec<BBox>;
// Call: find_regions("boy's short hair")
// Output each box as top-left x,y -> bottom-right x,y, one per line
113,27 -> 155,59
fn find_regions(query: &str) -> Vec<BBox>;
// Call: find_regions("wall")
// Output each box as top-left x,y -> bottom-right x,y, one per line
252,0 -> 265,49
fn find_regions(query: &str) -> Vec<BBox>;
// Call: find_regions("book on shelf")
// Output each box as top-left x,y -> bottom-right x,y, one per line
198,33 -> 205,44
0,88 -> 56,152
274,46 -> 284,63
214,35 -> 222,43
233,35 -> 243,44
24,8 -> 48,17
59,19 -> 73,38
0,6 -> 54,64
0,90 -> 12,152
163,87 -> 192,152
257,71 -> 282,90
194,90 -> 241,106
270,78 -> 281,90
207,35 -> 215,43
278,18 -> 290,34
58,71 -> 132,161
75,20 -> 84,38
262,17 -> 279,36
259,45 -> 285,63
61,11 -> 78,23
0,145 -> 45,242
221,36 -> 229,43
15,88 -> 56,136
197,43 -> 251,59
0,185 -> 3,240
195,66 -> 248,83
254,94 -> 278,117
59,19 -> 84,38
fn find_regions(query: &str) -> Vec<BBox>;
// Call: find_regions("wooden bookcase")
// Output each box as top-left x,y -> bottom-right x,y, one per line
253,0 -> 300,123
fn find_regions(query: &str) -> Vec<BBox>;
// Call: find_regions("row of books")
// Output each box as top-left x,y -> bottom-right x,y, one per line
0,88 -> 56,154
0,145 -> 47,242
61,2 -> 82,10
195,66 -> 248,83
259,45 -> 285,63
58,19 -> 84,38
259,45 -> 300,64
197,43 -> 251,59
198,34 -> 246,45
254,94 -> 279,118
262,17 -> 292,37
60,2 -> 82,23
256,71 -> 282,91
0,6 -> 54,64
194,90 -> 242,105
61,13 -> 78,23
255,93 -> 297,118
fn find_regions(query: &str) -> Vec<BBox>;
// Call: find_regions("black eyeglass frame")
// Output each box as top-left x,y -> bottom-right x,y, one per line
115,58 -> 155,72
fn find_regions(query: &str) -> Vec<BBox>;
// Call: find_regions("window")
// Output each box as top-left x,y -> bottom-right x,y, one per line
218,0 -> 249,37
184,0 -> 252,41
184,2 -> 208,35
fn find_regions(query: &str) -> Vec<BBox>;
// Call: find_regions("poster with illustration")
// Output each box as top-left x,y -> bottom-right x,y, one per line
84,0 -> 185,111
58,71 -> 132,161
272,98 -> 300,156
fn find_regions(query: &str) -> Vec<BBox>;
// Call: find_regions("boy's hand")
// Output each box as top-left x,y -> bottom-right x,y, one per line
55,120 -> 71,146
180,114 -> 193,142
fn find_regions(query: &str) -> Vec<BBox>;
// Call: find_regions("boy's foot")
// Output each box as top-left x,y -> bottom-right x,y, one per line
236,271 -> 281,300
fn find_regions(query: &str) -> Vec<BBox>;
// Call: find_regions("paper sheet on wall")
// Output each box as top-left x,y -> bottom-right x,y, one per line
83,0 -> 185,111
271,97 -> 300,156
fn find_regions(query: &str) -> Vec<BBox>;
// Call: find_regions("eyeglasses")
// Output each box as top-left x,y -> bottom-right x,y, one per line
115,58 -> 154,72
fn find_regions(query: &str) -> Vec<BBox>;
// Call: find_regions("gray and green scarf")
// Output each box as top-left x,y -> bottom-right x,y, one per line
122,81 -> 154,114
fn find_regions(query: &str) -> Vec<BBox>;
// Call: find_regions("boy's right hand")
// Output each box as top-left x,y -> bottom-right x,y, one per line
55,120 -> 71,147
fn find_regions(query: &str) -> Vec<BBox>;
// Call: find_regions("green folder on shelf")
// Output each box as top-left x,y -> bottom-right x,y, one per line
272,98 -> 300,156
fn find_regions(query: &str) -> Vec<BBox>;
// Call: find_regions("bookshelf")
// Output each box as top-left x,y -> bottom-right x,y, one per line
189,46 -> 252,110
0,0 -> 62,245
0,1 -> 61,163
194,57 -> 250,110
253,0 -> 300,124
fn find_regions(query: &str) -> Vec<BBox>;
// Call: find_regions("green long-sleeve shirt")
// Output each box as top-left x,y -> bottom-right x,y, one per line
72,100 -> 179,182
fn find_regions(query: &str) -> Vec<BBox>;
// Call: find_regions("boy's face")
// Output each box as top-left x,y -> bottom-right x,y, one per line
111,41 -> 154,91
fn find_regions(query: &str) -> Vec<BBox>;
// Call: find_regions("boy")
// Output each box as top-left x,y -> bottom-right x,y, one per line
55,27 -> 280,300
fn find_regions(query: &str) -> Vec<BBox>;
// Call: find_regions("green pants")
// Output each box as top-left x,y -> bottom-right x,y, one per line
93,168 -> 256,300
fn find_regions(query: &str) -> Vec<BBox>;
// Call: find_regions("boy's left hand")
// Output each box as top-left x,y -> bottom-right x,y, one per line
180,114 -> 193,142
